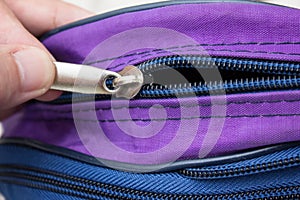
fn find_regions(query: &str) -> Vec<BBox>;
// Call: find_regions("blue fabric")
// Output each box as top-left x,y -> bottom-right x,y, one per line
0,143 -> 300,199
0,183 -> 86,200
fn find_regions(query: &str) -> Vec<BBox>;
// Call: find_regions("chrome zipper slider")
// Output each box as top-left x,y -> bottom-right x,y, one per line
113,65 -> 144,99
51,62 -> 144,99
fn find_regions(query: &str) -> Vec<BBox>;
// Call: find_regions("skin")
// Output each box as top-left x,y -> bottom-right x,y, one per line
0,0 -> 93,120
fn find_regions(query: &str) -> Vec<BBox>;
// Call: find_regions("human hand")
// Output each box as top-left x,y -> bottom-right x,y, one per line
0,0 -> 93,120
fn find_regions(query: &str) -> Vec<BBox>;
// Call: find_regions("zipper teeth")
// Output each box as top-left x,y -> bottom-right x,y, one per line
139,55 -> 300,75
141,56 -> 300,95
140,76 -> 300,98
138,55 -> 300,97
180,156 -> 300,179
0,165 -> 300,200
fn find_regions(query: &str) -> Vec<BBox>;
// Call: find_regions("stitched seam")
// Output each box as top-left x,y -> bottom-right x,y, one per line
25,113 -> 300,123
85,42 -> 300,66
30,98 -> 300,113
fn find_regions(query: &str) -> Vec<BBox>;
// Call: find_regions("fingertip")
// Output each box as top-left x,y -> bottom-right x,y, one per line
0,45 -> 56,109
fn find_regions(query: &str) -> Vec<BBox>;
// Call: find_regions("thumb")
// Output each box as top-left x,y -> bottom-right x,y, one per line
0,45 -> 55,110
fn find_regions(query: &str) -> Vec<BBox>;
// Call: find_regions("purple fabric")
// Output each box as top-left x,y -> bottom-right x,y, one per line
4,90 -> 300,164
3,2 -> 300,165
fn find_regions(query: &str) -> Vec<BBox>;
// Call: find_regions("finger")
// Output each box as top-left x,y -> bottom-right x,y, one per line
0,45 -> 55,110
3,0 -> 92,101
0,1 -> 60,103
36,90 -> 62,101
0,108 -> 17,120
0,1 -> 44,48
4,0 -> 93,36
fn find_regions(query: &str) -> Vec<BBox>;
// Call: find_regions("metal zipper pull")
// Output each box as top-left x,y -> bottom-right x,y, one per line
51,62 -> 144,99
113,65 -> 144,99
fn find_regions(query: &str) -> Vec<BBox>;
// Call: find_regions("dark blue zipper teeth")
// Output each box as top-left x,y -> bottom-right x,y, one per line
139,55 -> 300,74
51,55 -> 300,104
0,165 -> 299,200
138,55 -> 300,97
180,155 -> 300,179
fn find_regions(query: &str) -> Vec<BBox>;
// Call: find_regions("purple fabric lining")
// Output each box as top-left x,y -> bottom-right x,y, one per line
4,2 -> 300,165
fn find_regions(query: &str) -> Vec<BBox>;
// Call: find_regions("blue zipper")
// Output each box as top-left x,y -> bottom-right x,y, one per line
139,56 -> 300,75
49,55 -> 300,104
140,76 -> 300,97
138,55 -> 300,97
1,165 -> 299,200
180,148 -> 300,179
1,142 -> 300,199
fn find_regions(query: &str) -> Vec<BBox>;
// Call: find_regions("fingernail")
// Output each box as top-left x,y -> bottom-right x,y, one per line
14,47 -> 54,93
